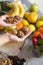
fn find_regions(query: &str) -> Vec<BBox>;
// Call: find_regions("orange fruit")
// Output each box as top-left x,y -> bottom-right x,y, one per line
38,27 -> 43,34
28,12 -> 38,23
16,22 -> 23,29
33,31 -> 41,37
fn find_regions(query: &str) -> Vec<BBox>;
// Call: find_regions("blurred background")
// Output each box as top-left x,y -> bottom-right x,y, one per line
5,0 -> 43,13
0,0 -> 43,56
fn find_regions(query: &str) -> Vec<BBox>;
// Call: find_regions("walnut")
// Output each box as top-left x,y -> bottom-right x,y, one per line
17,31 -> 25,38
22,26 -> 29,35
10,29 -> 17,35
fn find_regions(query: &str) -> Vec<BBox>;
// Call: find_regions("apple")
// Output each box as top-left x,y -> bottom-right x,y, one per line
37,34 -> 42,39
29,3 -> 39,12
32,37 -> 37,46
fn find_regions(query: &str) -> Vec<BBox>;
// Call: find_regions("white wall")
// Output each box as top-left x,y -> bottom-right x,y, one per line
28,0 -> 43,13
1,0 -> 43,13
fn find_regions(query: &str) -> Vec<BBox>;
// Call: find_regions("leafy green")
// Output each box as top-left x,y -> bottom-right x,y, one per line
27,46 -> 33,51
37,38 -> 43,46
34,46 -> 40,51
0,1 -> 11,13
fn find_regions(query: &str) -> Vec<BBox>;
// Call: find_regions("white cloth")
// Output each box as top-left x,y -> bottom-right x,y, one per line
24,58 -> 43,65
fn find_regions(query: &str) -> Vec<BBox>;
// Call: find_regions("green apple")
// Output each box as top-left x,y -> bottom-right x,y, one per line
40,16 -> 43,21
29,3 -> 39,12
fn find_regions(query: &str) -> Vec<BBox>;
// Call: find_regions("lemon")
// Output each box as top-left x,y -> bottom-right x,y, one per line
28,12 -> 38,23
21,19 -> 29,26
28,24 -> 36,32
24,12 -> 29,18
36,21 -> 43,28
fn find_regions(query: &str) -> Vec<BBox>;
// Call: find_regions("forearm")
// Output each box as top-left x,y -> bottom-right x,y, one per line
0,33 -> 9,46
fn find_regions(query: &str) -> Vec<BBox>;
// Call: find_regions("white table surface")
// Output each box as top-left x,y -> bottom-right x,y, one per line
0,0 -> 43,56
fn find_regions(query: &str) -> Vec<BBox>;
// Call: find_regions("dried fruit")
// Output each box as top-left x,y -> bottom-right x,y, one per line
8,56 -> 26,65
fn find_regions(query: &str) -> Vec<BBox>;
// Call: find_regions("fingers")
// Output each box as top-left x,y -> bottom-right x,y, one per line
0,33 -> 9,46
0,30 -> 32,46
0,14 -> 22,27
8,30 -> 32,42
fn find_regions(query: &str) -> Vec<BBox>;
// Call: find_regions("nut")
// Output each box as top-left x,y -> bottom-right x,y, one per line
22,26 -> 29,35
4,16 -> 22,24
17,31 -> 25,38
10,29 -> 17,35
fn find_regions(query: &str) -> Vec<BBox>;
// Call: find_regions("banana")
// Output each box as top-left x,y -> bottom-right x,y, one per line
7,1 -> 25,17
18,4 -> 25,17
15,1 -> 25,17
7,3 -> 19,17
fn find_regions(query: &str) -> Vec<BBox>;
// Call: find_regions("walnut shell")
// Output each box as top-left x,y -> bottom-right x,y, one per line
17,31 -> 25,38
10,29 -> 17,35
22,26 -> 29,35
